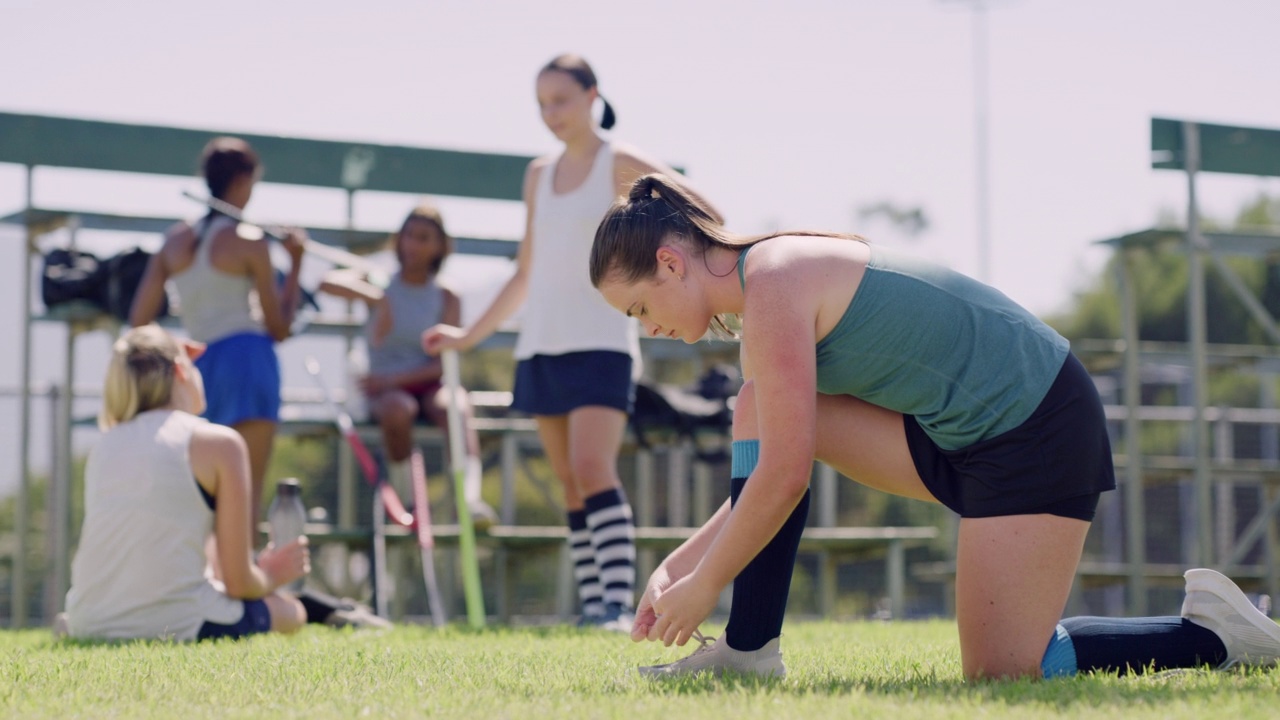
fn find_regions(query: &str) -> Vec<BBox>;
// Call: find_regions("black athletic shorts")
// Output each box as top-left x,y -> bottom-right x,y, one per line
904,353 -> 1116,521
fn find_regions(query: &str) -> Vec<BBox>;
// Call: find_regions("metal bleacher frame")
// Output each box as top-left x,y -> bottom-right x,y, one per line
1,111 -> 937,627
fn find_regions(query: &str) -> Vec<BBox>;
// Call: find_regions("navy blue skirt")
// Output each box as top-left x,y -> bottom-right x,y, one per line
511,351 -> 634,416
196,599 -> 272,641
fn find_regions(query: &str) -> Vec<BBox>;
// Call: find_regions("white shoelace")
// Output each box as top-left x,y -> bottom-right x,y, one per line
687,629 -> 715,655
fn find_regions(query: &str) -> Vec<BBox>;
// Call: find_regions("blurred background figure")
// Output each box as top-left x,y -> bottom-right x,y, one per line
320,203 -> 498,527
62,325 -> 309,640
423,54 -> 723,630
130,137 -> 308,524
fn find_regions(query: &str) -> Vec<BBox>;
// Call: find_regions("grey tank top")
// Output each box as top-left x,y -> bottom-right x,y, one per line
169,214 -> 264,343
737,242 -> 1068,450
368,273 -> 446,377
65,410 -> 242,639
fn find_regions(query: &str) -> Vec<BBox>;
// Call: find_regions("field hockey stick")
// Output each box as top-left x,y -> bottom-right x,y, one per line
304,357 -> 414,524
442,349 -> 486,628
181,190 -> 385,275
304,356 -> 412,617
369,477 -> 390,619
410,450 -> 448,627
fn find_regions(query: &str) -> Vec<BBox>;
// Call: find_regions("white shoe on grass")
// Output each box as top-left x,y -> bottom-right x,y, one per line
52,612 -> 70,640
638,632 -> 785,679
1181,568 -> 1280,669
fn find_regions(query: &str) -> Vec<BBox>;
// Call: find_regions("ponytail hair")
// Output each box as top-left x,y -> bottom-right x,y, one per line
591,174 -> 866,338
541,54 -> 616,129
200,136 -> 260,201
99,325 -> 181,430
590,173 -> 731,289
599,95 -> 616,130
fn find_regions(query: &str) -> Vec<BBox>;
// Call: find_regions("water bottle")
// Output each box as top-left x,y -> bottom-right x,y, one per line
267,477 -> 307,591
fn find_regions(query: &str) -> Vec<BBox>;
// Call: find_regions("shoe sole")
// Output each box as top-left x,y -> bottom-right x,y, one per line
637,665 -> 786,680
1183,568 -> 1280,667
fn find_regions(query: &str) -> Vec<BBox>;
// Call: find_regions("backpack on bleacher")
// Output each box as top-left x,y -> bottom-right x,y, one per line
41,246 -> 169,320
42,247 -> 107,312
629,364 -> 741,463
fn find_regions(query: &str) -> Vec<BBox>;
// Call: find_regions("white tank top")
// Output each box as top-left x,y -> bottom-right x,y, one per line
65,410 -> 242,640
514,142 -> 640,361
170,214 -> 266,343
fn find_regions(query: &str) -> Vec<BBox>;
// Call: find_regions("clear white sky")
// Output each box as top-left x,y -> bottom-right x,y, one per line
3,0 -> 1279,490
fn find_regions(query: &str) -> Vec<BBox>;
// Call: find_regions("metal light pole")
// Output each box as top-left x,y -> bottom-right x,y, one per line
943,0 -> 994,284
971,0 -> 991,284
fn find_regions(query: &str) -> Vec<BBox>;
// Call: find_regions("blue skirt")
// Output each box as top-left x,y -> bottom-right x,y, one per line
195,332 -> 281,426
511,351 -> 634,416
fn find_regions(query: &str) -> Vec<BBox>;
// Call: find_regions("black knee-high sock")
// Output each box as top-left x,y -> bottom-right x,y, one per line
723,468 -> 811,652
1060,616 -> 1227,674
298,589 -> 345,624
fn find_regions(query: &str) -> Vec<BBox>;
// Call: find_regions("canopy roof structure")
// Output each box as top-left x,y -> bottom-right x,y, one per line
1099,117 -> 1280,614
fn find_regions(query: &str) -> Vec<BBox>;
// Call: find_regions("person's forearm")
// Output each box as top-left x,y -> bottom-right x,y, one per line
225,564 -> 275,600
662,499 -> 732,577
693,476 -> 807,589
278,264 -> 303,327
462,271 -> 528,347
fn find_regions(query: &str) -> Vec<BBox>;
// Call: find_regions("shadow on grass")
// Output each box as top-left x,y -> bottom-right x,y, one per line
644,665 -> 1279,709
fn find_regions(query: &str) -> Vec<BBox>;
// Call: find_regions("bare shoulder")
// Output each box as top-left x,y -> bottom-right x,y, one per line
522,155 -> 553,205
744,236 -> 866,299
525,155 -> 554,184
747,236 -> 868,343
190,422 -> 247,458
610,140 -> 664,170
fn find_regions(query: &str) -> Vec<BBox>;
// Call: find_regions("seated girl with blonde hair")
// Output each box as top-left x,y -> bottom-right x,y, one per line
63,325 -> 310,640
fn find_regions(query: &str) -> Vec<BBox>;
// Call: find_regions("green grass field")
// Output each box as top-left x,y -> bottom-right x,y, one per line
2,620 -> 1277,719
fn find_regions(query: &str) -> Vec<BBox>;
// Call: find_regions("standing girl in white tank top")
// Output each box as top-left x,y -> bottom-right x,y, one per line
423,54 -> 722,629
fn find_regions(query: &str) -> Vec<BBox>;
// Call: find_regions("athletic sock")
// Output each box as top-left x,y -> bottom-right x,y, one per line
297,589 -> 344,624
585,488 -> 637,611
568,509 -> 605,617
723,439 -> 811,652
463,456 -> 484,504
1041,624 -> 1078,677
1058,615 -> 1227,674
388,457 -> 412,501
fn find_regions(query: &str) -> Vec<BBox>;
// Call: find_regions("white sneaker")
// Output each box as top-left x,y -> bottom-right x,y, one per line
1181,568 -> 1280,669
52,612 -> 70,640
638,632 -> 786,679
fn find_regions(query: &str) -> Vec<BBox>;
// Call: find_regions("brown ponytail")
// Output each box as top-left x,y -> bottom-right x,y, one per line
592,174 -> 867,338
591,173 -> 738,290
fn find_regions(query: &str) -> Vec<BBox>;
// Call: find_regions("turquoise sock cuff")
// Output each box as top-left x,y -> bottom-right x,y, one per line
1041,623 -> 1078,678
731,440 -> 760,479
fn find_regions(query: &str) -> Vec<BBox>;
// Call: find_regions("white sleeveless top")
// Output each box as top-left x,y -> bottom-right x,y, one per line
65,409 -> 243,640
170,214 -> 266,343
514,142 -> 640,361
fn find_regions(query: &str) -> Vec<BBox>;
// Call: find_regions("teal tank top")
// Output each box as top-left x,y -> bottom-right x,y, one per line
737,242 -> 1069,450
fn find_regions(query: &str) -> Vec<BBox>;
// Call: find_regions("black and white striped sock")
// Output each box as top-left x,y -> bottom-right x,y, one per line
568,509 -> 605,618
585,488 -> 636,611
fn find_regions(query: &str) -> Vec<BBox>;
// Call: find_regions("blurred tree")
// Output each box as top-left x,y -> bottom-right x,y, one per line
1047,193 -> 1280,347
